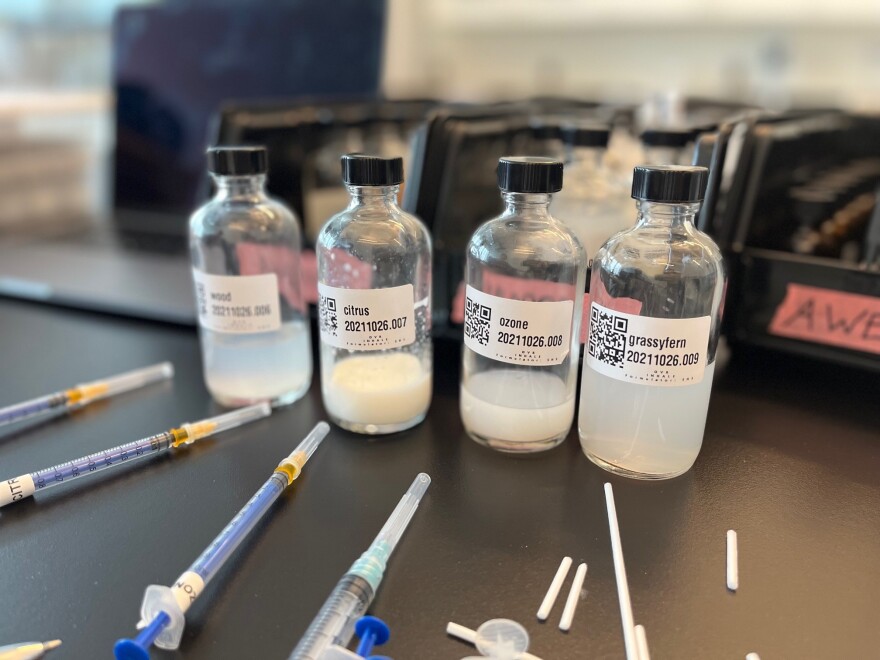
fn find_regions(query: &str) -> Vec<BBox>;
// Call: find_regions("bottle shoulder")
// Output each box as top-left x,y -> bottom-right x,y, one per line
317,206 -> 431,252
469,214 -> 586,262
597,224 -> 725,278
189,196 -> 300,238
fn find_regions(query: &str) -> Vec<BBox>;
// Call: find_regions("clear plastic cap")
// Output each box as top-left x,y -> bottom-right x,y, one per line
372,473 -> 431,555
181,402 -> 271,443
77,362 -> 174,403
289,421 -> 330,467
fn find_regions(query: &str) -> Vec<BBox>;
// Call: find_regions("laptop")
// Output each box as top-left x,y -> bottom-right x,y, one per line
0,1 -> 385,325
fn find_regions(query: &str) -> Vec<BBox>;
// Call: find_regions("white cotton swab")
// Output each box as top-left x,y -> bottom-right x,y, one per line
537,556 -> 573,621
558,562 -> 588,632
634,624 -> 651,660
727,530 -> 739,591
446,622 -> 545,660
604,483 -> 639,660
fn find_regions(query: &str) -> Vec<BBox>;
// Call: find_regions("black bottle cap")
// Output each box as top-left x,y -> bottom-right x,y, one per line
497,156 -> 563,193
640,128 -> 696,148
631,165 -> 708,202
207,146 -> 268,176
341,154 -> 404,186
562,124 -> 610,148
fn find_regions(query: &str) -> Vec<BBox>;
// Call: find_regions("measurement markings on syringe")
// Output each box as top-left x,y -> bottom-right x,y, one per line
32,432 -> 174,488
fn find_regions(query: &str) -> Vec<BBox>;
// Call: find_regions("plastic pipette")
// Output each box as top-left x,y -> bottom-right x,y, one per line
288,472 -> 431,660
0,640 -> 61,660
0,362 -> 173,427
114,422 -> 330,659
0,403 -> 270,508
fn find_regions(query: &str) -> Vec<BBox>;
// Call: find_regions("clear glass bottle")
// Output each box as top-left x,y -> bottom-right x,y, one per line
316,154 -> 432,434
189,146 -> 312,407
579,165 -> 725,479
551,125 -> 633,261
461,157 -> 587,453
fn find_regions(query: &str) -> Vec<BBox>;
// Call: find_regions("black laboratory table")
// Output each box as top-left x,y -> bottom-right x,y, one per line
0,298 -> 877,660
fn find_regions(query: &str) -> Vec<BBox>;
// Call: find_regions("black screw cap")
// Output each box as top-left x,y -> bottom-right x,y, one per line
341,154 -> 404,186
497,156 -> 563,194
207,146 -> 268,176
631,165 -> 708,202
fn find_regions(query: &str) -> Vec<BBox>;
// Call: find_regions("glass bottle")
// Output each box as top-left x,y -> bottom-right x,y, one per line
461,157 -> 587,453
189,146 -> 312,407
579,165 -> 725,479
552,124 -> 633,261
316,154 -> 432,434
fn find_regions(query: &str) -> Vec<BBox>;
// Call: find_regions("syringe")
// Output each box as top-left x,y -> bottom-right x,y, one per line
0,362 -> 173,427
0,403 -> 270,508
114,422 -> 330,659
288,472 -> 431,660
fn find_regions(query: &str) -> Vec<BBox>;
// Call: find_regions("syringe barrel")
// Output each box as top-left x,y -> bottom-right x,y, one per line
288,574 -> 374,660
76,362 -> 174,403
370,472 -> 431,558
189,472 -> 287,585
0,392 -> 65,426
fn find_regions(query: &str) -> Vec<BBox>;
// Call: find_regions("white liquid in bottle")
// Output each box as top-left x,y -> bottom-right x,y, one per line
579,362 -> 716,478
322,353 -> 431,431
461,369 -> 575,452
202,321 -> 312,407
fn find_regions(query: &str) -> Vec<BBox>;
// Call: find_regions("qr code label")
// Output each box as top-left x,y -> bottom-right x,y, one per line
585,302 -> 711,387
317,283 -> 416,350
318,294 -> 338,337
195,281 -> 207,317
463,284 -> 574,366
464,296 -> 492,346
588,306 -> 628,368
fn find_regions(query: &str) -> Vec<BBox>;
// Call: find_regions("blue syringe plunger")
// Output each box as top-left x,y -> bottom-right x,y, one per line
355,616 -> 390,657
114,611 -> 171,660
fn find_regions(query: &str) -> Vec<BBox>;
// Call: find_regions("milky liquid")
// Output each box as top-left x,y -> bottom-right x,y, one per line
578,362 -> 716,478
322,352 -> 431,433
202,321 -> 312,407
461,369 -> 575,452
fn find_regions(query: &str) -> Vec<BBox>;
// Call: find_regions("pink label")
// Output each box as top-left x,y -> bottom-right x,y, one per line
768,283 -> 880,355
300,250 -> 318,305
235,243 -> 304,309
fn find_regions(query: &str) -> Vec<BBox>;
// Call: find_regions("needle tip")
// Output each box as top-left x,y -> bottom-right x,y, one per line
43,640 -> 62,650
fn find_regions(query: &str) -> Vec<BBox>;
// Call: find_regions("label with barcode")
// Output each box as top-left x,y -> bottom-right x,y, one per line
463,285 -> 574,366
317,283 -> 415,351
192,270 -> 281,334
586,302 -> 711,386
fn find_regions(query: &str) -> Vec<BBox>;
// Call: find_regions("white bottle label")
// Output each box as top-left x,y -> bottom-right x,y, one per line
317,283 -> 416,351
192,270 -> 282,334
463,285 -> 574,366
171,570 -> 205,614
0,475 -> 35,507
586,302 -> 711,387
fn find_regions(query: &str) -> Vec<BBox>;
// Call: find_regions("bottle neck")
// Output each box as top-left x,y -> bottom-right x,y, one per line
501,192 -> 553,220
346,185 -> 401,211
635,200 -> 701,228
212,174 -> 267,201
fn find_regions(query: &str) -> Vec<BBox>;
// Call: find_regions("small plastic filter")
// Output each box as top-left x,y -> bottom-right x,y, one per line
475,619 -> 530,659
